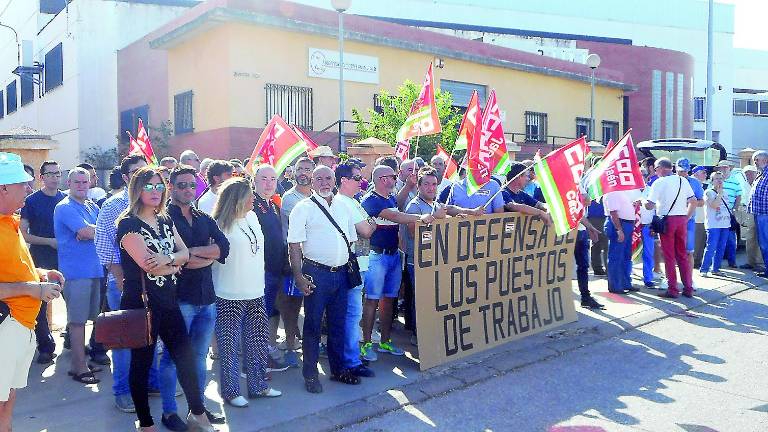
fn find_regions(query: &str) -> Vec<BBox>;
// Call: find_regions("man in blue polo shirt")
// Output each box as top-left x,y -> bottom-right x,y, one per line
676,158 -> 704,283
360,165 -> 438,362
438,172 -> 505,214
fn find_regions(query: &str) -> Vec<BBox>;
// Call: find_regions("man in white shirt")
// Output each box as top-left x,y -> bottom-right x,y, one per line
196,160 -> 233,214
646,158 -> 696,298
603,189 -> 641,294
430,154 -> 454,195
288,165 -> 361,393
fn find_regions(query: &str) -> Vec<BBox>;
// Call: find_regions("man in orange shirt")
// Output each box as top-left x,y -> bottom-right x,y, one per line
0,152 -> 65,432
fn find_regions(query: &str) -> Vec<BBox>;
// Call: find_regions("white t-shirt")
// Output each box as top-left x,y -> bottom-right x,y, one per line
334,194 -> 370,271
703,189 -> 731,229
287,193 -> 358,267
212,211 -> 265,300
197,189 -> 217,215
602,190 -> 640,221
647,175 -> 694,217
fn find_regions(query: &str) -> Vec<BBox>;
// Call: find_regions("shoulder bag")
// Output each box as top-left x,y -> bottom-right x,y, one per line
310,197 -> 363,288
721,195 -> 740,232
650,177 -> 682,234
95,274 -> 153,350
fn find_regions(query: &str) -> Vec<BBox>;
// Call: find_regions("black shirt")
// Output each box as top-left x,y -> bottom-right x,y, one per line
117,214 -> 179,310
20,190 -> 66,268
168,204 -> 230,306
252,194 -> 287,274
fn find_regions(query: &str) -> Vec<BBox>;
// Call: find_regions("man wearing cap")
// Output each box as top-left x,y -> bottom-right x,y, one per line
646,158 -> 697,298
676,158 -> 704,284
0,152 -> 65,431
691,166 -> 709,268
747,150 -> 768,278
501,162 -> 553,224
717,160 -> 742,268
310,146 -> 338,169
740,164 -> 764,271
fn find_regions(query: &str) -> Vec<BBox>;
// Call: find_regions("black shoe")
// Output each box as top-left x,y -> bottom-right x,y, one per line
330,371 -> 361,385
89,353 -> 111,366
36,352 -> 57,365
161,413 -> 188,432
305,377 -> 323,394
758,272 -> 768,279
608,289 -> 629,294
740,264 -> 754,270
580,297 -> 605,310
658,291 -> 679,299
349,365 -> 375,377
682,291 -> 694,298
627,286 -> 641,292
593,269 -> 607,276
62,332 -> 71,350
204,409 -> 225,425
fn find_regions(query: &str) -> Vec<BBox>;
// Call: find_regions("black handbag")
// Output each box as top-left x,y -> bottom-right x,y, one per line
722,199 -> 740,232
650,177 -> 683,234
310,197 -> 363,288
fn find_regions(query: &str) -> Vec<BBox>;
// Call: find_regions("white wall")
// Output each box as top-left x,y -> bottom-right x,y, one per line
0,0 -> 190,168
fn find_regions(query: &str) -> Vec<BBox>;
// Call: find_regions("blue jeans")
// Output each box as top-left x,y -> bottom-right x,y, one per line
364,251 -> 402,299
302,264 -> 349,379
160,302 -> 216,414
343,270 -> 365,369
756,215 -> 768,270
700,228 -> 729,273
264,272 -> 283,318
574,230 -> 590,298
642,226 -> 655,284
605,219 -> 634,292
108,280 -> 159,396
724,229 -> 737,266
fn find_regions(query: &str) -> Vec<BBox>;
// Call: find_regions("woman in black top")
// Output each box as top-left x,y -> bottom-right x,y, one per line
116,166 -> 214,432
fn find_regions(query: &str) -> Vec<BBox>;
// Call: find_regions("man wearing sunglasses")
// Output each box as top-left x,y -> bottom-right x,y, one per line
159,165 -> 229,429
20,160 -> 65,365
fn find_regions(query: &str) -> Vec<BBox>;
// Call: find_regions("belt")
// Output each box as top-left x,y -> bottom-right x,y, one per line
620,219 -> 634,224
371,246 -> 398,255
303,258 -> 347,272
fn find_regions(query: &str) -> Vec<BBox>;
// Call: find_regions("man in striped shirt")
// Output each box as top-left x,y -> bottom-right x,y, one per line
747,151 -> 768,278
716,160 -> 742,268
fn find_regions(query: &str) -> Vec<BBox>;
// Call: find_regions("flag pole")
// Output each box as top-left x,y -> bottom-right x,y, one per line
413,125 -> 422,159
444,148 -> 460,204
481,164 -> 534,209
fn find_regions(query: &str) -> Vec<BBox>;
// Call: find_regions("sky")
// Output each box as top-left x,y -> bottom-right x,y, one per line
716,0 -> 768,50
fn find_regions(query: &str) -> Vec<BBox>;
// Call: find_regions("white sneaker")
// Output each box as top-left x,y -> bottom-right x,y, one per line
700,271 -> 710,278
652,272 -> 664,281
252,388 -> 282,398
226,396 -> 249,407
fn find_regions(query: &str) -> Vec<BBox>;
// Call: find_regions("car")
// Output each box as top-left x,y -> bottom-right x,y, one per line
636,138 -> 728,169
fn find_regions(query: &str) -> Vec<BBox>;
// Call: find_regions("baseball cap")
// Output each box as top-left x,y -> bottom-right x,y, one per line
347,157 -> 366,169
507,161 -> 528,181
716,159 -> 735,168
0,152 -> 34,186
691,166 -> 707,175
675,158 -> 691,172
743,164 -> 759,174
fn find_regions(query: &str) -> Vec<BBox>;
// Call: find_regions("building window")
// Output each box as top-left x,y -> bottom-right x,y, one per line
40,0 -> 68,14
6,81 -> 17,114
602,121 -> 619,145
20,76 -> 33,107
525,111 -> 547,142
0,90 -> 4,118
439,80 -> 487,109
693,130 -> 720,142
676,73 -> 684,137
119,105 -> 149,145
44,43 -> 63,92
174,91 -> 194,135
575,117 -> 591,140
665,72 -> 674,138
733,99 -> 768,116
694,97 -> 705,121
265,83 -> 313,130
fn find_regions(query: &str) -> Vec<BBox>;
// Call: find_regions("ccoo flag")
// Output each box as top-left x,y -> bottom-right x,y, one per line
436,144 -> 458,181
396,63 -> 442,142
583,130 -> 645,200
291,125 -> 319,153
128,118 -> 158,166
479,90 -> 512,176
247,115 -> 306,175
533,137 -> 591,235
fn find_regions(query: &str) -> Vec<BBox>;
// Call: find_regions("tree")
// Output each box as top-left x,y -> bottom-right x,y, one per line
352,80 -> 462,160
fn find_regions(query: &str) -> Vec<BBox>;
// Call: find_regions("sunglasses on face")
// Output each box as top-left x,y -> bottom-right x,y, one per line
142,183 -> 166,192
173,181 -> 195,190
345,175 -> 363,181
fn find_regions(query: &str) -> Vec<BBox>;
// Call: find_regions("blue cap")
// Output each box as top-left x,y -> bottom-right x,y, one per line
675,158 -> 691,171
0,152 -> 34,186
691,166 -> 707,175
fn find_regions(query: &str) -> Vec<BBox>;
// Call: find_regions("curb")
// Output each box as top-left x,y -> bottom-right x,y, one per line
261,274 -> 768,432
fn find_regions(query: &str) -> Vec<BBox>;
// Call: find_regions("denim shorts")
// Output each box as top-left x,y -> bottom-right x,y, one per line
364,251 -> 402,300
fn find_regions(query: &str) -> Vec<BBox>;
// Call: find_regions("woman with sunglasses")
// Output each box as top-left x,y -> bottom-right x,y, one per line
117,167 -> 215,431
211,177 -> 281,407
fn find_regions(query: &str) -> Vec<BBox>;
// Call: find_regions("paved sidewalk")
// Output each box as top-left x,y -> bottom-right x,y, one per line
14,259 -> 767,432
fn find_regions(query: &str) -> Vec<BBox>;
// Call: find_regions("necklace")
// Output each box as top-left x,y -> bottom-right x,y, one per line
238,222 -> 259,255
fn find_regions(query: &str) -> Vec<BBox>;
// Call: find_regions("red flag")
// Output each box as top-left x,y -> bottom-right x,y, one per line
129,119 -> 157,165
479,90 -> 511,175
436,145 -> 458,180
584,130 -> 645,199
453,90 -> 480,151
394,140 -> 410,161
631,204 -> 643,262
247,115 -> 305,175
291,125 -> 319,152
533,137 -> 592,235
465,94 -> 488,195
396,63 -> 442,142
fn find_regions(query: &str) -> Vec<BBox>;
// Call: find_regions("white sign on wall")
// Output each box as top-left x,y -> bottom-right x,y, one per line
308,47 -> 379,84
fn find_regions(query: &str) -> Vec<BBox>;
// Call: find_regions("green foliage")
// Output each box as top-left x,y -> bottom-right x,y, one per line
81,146 -> 119,170
352,80 -> 462,160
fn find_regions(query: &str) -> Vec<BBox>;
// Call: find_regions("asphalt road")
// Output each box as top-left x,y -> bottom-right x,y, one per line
343,288 -> 768,432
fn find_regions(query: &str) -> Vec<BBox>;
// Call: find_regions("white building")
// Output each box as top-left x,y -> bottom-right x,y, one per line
0,0 -> 198,169
294,0 -> 739,152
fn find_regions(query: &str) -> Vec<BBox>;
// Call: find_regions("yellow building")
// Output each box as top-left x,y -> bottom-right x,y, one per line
117,0 -> 633,160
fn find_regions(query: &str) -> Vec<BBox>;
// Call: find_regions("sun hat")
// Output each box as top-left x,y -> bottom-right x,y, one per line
0,152 -> 34,186
309,146 -> 336,158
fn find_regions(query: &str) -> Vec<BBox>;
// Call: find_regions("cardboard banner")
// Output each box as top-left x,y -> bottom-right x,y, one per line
414,213 -> 578,370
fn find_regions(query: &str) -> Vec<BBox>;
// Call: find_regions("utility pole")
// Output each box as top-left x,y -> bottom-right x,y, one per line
705,0 -> 714,141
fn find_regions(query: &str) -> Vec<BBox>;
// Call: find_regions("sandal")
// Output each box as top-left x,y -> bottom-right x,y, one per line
330,371 -> 361,385
71,371 -> 101,384
67,364 -> 102,376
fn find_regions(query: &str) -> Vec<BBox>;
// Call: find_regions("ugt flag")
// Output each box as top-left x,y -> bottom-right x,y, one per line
128,118 -> 158,166
533,137 -> 591,235
453,90 -> 480,151
247,115 -> 306,175
584,130 -> 645,200
479,90 -> 512,176
396,63 -> 442,142
464,90 -> 488,196
436,144 -> 458,181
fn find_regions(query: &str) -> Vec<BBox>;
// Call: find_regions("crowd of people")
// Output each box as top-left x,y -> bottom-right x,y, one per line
0,144 -> 767,432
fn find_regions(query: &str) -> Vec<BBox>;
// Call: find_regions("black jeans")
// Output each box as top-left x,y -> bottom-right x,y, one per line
122,299 -> 204,427
575,230 -> 591,299
588,216 -> 608,272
